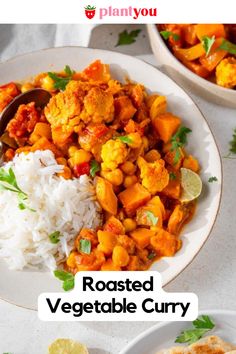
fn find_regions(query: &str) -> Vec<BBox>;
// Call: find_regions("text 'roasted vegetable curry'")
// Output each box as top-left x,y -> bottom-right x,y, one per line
0,60 -> 201,273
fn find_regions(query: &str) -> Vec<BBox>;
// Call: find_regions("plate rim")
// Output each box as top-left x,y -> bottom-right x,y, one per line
0,46 -> 222,310
119,309 -> 236,354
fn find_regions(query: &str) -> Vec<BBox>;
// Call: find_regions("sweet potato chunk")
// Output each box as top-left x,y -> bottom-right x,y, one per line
114,96 -> 136,124
104,216 -> 125,235
136,196 -> 165,228
130,228 -> 156,248
97,230 -> 117,255
150,228 -> 181,257
152,113 -> 181,143
118,183 -> 151,214
95,177 -> 118,215
0,82 -> 19,112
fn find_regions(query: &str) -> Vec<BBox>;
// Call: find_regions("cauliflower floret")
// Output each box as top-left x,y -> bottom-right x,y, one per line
216,57 -> 236,89
137,156 -> 169,194
81,87 -> 114,124
44,88 -> 81,134
101,139 -> 128,170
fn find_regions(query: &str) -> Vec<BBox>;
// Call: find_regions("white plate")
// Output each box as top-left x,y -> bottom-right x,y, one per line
0,47 -> 222,310
119,310 -> 236,354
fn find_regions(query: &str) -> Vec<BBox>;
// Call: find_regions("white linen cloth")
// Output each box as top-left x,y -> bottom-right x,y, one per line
0,24 -> 95,61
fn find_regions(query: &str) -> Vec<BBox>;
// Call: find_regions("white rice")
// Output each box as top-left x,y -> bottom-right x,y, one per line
0,150 -> 102,271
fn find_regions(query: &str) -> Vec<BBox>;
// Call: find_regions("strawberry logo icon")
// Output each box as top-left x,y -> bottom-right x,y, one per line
85,5 -> 96,19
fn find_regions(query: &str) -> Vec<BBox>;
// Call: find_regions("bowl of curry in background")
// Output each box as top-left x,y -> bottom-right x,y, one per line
147,24 -> 236,108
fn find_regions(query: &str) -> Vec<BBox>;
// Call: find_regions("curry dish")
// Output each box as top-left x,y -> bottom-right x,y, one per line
0,60 -> 201,273
158,24 -> 236,89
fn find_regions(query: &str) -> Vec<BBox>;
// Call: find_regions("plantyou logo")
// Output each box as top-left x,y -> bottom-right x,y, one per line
85,5 -> 96,19
99,6 -> 157,20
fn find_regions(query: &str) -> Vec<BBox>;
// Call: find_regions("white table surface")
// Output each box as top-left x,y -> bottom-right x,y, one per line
0,24 -> 236,354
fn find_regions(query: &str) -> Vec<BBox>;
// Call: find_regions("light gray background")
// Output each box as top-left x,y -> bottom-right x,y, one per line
0,24 -> 235,354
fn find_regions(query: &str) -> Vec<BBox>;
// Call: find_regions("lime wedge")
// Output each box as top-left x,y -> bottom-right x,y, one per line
48,339 -> 89,354
180,168 -> 202,203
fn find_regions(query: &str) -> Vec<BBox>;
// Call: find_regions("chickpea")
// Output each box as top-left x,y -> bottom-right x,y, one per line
124,175 -> 138,188
145,149 -> 161,162
120,161 -> 136,175
112,245 -> 130,267
123,218 -> 137,233
101,168 -> 124,186
73,149 -> 92,165
41,75 -> 55,91
68,146 -> 78,157
21,82 -> 34,93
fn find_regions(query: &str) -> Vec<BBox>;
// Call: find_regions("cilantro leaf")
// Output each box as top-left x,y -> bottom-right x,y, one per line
146,211 -> 158,226
160,31 -> 180,41
0,167 -> 34,211
224,128 -> 236,159
90,160 -> 100,178
219,39 -> 236,55
147,251 -> 156,260
175,315 -> 215,344
116,29 -> 142,47
193,315 -> 215,329
63,278 -> 75,291
202,36 -> 215,56
64,65 -> 75,77
49,231 -> 61,244
117,136 -> 133,144
54,270 -> 75,291
79,239 -> 91,254
48,65 -> 75,91
171,126 -> 192,164
169,172 -> 177,180
208,176 -> 218,183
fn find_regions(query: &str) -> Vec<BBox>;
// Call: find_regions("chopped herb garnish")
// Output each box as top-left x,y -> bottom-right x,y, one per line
116,29 -> 142,47
79,239 -> 91,254
171,126 -> 192,164
54,270 -> 75,291
90,160 -> 100,178
202,36 -> 215,56
146,210 -> 158,226
219,39 -> 236,55
48,65 -> 75,91
0,167 -> 35,211
160,31 -> 180,41
208,176 -> 218,183
175,315 -> 215,344
117,136 -> 133,144
169,172 -> 177,180
224,128 -> 236,159
49,231 -> 61,244
147,251 -> 156,260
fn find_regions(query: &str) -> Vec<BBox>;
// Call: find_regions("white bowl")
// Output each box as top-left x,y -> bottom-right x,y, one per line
119,310 -> 236,354
147,24 -> 236,108
0,47 -> 222,309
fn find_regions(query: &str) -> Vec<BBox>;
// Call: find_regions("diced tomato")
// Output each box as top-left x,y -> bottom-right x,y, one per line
74,162 -> 90,177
